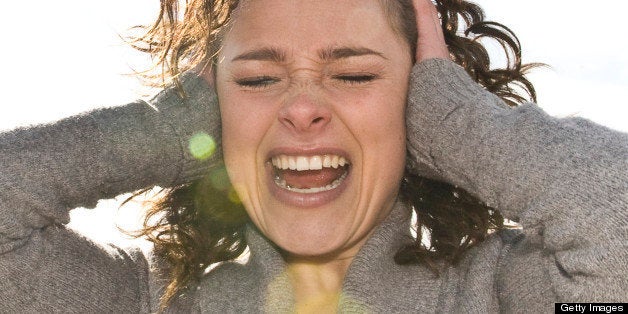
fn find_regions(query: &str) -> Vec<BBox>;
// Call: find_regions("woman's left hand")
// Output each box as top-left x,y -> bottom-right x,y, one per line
412,0 -> 449,63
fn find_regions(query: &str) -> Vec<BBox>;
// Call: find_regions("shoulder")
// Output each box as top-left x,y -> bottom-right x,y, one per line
194,260 -> 265,312
0,225 -> 151,312
203,260 -> 258,288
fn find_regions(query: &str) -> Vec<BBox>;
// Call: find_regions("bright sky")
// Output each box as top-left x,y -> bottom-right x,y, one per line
0,1 -> 626,249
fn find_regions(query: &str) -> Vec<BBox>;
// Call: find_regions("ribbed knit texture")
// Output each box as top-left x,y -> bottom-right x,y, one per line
1,59 -> 626,313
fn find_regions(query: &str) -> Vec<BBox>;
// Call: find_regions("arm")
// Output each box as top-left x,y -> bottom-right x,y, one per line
407,0 -> 627,304
0,71 -> 220,311
407,57 -> 628,303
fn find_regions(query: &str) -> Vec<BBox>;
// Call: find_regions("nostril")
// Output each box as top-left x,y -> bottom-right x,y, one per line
312,117 -> 324,124
284,118 -> 296,128
278,96 -> 331,132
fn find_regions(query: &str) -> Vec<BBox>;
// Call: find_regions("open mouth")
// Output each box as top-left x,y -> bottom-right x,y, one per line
270,154 -> 350,194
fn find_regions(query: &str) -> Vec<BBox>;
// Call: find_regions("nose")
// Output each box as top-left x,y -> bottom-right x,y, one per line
279,93 -> 331,134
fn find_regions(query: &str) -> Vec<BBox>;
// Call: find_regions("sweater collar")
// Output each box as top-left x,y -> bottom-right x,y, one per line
245,223 -> 293,312
244,200 -> 417,312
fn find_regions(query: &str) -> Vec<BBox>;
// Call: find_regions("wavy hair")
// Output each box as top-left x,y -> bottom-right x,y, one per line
129,0 -> 539,309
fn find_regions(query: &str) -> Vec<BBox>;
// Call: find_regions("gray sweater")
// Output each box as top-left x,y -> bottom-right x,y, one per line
0,59 -> 626,313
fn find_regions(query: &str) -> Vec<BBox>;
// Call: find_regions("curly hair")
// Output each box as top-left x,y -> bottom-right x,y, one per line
129,0 -> 539,309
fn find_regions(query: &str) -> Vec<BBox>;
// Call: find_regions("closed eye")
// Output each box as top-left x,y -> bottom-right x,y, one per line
333,74 -> 378,84
235,76 -> 280,88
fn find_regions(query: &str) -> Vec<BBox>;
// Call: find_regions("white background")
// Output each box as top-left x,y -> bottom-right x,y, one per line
0,1 -> 626,249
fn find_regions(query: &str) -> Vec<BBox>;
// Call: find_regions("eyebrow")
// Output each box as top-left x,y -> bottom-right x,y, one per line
318,46 -> 387,61
231,46 -> 386,63
232,47 -> 286,62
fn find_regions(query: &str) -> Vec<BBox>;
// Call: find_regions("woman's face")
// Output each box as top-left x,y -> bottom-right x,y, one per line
216,0 -> 412,259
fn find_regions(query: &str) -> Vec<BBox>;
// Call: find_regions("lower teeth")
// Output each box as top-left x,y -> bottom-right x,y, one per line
274,171 -> 348,194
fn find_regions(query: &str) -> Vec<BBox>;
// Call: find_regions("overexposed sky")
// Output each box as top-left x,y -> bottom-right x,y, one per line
0,1 -> 626,248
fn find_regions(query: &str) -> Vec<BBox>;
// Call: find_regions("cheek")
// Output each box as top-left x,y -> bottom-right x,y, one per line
338,86 -> 407,186
365,104 -> 406,174
217,86 -> 274,186
218,82 -> 275,152
335,86 -> 406,151
217,93 -> 272,213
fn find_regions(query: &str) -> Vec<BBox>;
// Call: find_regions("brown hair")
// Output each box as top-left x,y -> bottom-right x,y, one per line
129,0 -> 538,309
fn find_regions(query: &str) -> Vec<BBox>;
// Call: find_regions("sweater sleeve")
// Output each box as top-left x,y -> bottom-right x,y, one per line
0,71 -> 220,312
406,59 -> 627,303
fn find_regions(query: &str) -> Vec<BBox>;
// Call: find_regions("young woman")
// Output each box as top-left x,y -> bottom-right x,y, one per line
1,0 -> 625,312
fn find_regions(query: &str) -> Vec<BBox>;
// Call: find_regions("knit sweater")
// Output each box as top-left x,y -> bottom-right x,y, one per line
0,59 -> 626,313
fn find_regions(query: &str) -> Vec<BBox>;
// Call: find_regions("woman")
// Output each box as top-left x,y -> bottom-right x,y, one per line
0,0 -> 626,312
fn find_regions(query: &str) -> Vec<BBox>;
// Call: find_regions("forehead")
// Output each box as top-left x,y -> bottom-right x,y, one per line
221,0 -> 403,59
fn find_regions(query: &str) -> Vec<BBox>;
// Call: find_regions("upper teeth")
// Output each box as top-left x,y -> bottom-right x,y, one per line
271,154 -> 348,171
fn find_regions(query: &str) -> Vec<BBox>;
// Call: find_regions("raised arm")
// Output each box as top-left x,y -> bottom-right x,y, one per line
0,71 -> 220,312
406,0 -> 628,306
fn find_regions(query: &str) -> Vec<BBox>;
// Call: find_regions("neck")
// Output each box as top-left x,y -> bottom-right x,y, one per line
244,200 -> 410,312
280,201 -> 401,312
285,255 -> 353,313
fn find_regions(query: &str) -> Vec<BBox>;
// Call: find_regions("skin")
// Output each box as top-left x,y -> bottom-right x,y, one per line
413,0 -> 449,62
217,0 -> 410,259
210,0 -> 448,310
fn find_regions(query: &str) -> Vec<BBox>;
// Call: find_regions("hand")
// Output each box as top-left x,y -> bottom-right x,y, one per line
412,0 -> 449,63
197,61 -> 216,88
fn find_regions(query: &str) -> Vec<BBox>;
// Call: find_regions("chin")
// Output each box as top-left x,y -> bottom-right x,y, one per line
228,140 -> 404,260
251,151 -> 367,258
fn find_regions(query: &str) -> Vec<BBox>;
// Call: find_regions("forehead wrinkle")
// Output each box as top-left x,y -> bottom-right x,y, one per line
232,46 -> 286,62
318,46 -> 388,61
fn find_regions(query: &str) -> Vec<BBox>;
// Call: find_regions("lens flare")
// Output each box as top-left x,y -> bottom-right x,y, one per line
228,187 -> 242,204
209,166 -> 231,191
189,132 -> 216,160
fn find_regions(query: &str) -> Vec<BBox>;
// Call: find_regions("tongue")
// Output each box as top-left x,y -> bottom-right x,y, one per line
279,167 -> 346,189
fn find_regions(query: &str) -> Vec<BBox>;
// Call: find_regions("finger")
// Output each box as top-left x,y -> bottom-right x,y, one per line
196,61 -> 216,87
412,0 -> 449,62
